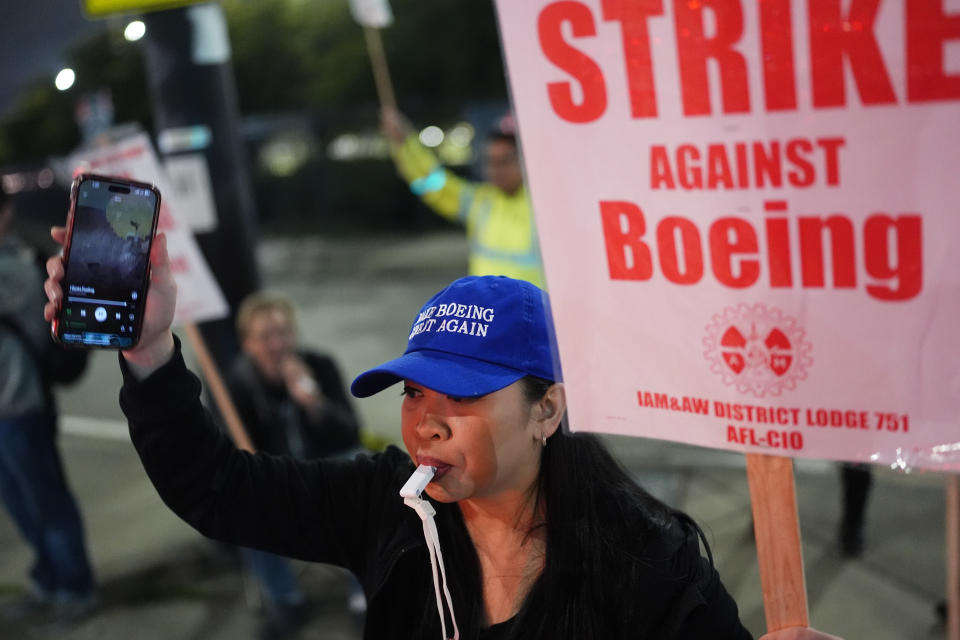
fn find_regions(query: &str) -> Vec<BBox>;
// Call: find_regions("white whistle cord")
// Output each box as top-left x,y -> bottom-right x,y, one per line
404,496 -> 460,640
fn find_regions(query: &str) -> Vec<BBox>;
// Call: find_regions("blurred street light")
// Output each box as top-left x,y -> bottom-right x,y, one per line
448,123 -> 474,148
55,68 -> 76,91
419,125 -> 444,148
124,20 -> 146,42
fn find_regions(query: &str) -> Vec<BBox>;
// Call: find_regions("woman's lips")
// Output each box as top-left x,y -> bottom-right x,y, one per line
417,456 -> 453,480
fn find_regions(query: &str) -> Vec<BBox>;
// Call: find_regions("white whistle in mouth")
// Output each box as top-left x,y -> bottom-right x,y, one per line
400,464 -> 436,499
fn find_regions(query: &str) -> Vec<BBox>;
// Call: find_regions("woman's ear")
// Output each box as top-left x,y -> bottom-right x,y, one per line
535,383 -> 566,438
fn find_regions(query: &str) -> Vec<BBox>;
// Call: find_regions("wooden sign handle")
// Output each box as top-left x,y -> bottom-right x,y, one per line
363,26 -> 397,110
745,452 -> 809,632
948,474 -> 960,640
182,323 -> 255,453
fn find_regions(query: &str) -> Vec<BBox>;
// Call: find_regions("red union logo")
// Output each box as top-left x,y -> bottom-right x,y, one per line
703,304 -> 812,397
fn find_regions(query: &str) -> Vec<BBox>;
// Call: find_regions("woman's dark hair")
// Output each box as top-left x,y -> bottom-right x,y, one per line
518,375 -> 710,637
519,375 -> 552,403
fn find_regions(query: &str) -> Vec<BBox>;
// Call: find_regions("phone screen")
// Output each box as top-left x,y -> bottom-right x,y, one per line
56,175 -> 160,349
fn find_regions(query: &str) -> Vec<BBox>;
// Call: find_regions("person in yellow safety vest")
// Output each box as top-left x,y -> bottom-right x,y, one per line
381,107 -> 546,289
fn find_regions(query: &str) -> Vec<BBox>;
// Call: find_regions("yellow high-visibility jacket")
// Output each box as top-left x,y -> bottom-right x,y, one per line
391,134 -> 545,289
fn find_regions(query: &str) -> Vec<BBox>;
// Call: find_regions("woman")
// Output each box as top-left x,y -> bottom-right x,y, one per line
43,230 -> 840,640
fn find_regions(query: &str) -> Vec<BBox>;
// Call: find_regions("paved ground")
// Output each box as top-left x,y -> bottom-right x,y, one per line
0,231 -> 951,639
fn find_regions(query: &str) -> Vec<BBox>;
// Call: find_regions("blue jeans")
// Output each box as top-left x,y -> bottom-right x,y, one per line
241,547 -> 304,608
0,411 -> 94,600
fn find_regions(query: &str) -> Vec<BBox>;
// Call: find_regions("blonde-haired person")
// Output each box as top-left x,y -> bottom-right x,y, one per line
231,291 -> 359,459
44,231 -> 843,639
228,290 -> 363,638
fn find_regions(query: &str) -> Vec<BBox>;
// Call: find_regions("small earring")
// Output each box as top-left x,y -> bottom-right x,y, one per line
541,434 -> 547,447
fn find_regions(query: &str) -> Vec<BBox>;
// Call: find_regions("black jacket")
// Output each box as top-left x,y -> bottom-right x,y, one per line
226,351 -> 359,458
120,338 -> 751,639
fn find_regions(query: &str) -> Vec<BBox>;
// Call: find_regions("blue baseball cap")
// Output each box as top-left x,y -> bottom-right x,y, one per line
351,275 -> 560,398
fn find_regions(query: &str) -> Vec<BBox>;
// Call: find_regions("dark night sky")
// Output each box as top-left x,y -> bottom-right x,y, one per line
0,0 -> 105,116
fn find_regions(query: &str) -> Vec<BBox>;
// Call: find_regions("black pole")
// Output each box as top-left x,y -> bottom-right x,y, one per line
141,3 -> 259,369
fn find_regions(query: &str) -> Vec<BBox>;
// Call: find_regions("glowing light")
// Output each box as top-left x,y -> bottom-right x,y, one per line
55,68 -> 75,91
448,123 -> 474,148
328,132 -> 389,161
419,126 -> 444,148
2,173 -> 26,194
260,136 -> 311,176
329,134 -> 361,160
124,20 -> 146,42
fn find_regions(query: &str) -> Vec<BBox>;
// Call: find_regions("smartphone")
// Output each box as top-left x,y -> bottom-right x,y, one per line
52,173 -> 161,349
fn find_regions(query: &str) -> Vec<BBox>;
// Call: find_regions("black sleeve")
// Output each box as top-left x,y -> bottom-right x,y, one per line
303,352 -> 360,449
665,524 -> 754,640
119,336 -> 406,576
44,344 -> 89,384
627,512 -> 752,640
675,562 -> 753,638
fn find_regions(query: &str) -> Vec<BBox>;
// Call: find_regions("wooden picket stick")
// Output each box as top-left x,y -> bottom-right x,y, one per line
948,474 -> 960,640
363,26 -> 397,110
182,322 -> 255,453
746,453 -> 810,632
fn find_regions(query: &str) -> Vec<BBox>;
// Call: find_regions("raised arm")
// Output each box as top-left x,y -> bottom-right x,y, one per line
118,338 -> 384,569
381,106 -> 479,225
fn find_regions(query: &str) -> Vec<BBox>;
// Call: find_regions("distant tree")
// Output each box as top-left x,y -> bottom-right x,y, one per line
69,30 -> 152,133
222,0 -> 507,114
0,0 -> 509,164
0,84 -> 79,164
383,0 -> 508,105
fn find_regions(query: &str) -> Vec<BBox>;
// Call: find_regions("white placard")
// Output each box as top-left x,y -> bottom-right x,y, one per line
69,132 -> 229,325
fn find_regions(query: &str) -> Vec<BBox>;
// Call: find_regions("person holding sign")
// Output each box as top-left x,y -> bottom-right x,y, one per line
382,107 -> 546,289
43,230 -> 841,639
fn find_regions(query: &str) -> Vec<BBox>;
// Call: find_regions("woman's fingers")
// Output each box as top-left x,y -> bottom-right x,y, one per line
151,232 -> 169,267
43,278 -> 62,322
50,226 -> 66,245
43,300 -> 58,322
43,236 -> 66,322
149,233 -> 176,289
44,277 -> 61,302
46,254 -> 63,279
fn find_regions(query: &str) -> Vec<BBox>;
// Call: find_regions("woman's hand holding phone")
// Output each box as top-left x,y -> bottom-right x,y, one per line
44,226 -> 179,380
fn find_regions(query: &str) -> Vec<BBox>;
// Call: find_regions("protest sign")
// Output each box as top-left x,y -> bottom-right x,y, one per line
163,153 -> 218,233
68,132 -> 253,451
69,132 -> 229,326
495,0 -> 960,471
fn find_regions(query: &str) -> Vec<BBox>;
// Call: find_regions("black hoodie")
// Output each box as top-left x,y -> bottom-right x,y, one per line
120,337 -> 751,640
